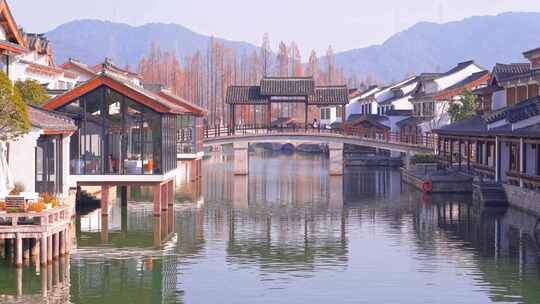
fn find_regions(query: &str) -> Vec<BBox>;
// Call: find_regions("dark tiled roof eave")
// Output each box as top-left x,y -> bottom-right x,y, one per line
260,77 -> 315,96
308,86 -> 349,105
226,86 -> 268,104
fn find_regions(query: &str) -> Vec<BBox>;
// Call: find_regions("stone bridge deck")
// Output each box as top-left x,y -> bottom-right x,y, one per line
202,127 -> 435,176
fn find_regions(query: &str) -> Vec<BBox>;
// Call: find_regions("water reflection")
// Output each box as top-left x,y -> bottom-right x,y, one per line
1,151 -> 540,303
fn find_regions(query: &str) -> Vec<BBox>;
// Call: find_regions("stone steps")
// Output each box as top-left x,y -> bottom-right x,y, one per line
474,182 -> 509,207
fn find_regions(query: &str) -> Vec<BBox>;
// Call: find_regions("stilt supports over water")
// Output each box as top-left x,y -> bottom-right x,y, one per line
154,178 -> 176,217
233,142 -> 249,175
329,143 -> 344,176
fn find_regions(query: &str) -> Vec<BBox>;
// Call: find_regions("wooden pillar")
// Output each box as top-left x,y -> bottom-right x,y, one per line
53,233 -> 59,259
449,140 -> 453,167
153,183 -> 162,217
458,140 -> 462,169
304,102 -> 308,131
41,234 -> 47,265
47,235 -> 52,263
231,105 -> 236,134
267,102 -> 272,130
168,180 -> 175,206
101,185 -> 110,216
161,182 -> 168,212
60,230 -> 66,256
23,238 -> 30,261
467,140 -> 471,171
495,136 -> 501,182
15,234 -> 22,267
520,138 -> 526,188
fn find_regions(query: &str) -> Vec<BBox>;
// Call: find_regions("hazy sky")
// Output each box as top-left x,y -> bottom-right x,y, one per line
10,0 -> 540,55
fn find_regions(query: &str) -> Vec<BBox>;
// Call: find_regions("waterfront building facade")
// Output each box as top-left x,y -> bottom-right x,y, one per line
434,47 -> 540,193
409,61 -> 488,135
0,1 -> 79,96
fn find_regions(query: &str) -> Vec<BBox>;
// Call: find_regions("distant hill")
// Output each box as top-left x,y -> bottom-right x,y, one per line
335,12 -> 540,83
47,13 -> 540,83
47,19 -> 259,67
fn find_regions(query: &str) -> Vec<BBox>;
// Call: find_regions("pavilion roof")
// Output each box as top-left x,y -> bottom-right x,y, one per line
226,79 -> 348,106
226,86 -> 267,105
308,86 -> 349,105
260,77 -> 315,96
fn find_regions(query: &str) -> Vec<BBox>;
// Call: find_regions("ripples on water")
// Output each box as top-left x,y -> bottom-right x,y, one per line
1,151 -> 540,303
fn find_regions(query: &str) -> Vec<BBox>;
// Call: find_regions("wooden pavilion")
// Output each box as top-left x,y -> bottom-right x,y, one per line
225,77 -> 349,131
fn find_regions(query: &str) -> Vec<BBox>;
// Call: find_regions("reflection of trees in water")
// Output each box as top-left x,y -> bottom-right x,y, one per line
70,258 -> 183,304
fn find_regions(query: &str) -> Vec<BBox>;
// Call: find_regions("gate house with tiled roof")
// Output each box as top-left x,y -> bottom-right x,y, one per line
226,77 -> 349,130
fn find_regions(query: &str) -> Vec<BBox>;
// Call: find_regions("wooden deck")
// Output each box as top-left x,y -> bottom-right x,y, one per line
0,206 -> 72,267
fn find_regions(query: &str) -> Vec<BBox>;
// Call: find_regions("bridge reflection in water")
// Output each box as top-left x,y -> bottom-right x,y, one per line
2,152 -> 540,303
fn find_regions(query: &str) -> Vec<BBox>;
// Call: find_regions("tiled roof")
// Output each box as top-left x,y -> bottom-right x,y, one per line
62,58 -> 97,76
308,86 -> 348,105
0,39 -> 26,53
433,115 -> 488,136
28,105 -> 77,132
260,77 -> 315,96
226,84 -> 348,105
347,114 -> 386,124
523,47 -> 540,57
441,60 -> 478,77
396,116 -> 431,128
44,71 -> 188,114
506,96 -> 540,123
435,71 -> 490,100
347,114 -> 389,129
492,63 -> 531,82
226,86 -> 267,104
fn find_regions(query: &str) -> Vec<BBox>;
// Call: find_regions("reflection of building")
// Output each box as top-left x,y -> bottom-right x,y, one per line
344,168 -> 402,202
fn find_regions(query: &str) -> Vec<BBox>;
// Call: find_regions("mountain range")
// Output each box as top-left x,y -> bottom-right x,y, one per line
46,12 -> 540,84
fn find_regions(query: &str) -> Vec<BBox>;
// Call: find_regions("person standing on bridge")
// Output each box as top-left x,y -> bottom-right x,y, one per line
312,118 -> 319,131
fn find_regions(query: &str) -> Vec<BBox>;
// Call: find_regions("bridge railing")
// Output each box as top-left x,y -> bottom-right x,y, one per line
203,124 -> 436,150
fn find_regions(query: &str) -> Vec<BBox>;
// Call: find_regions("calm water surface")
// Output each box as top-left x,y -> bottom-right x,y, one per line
1,151 -> 540,303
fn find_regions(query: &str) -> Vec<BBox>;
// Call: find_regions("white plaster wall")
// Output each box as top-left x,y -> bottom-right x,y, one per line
392,96 -> 413,110
8,128 -> 42,193
346,98 -> 362,118
61,135 -> 71,198
492,90 -> 506,111
435,64 -> 484,90
0,27 -> 6,40
370,101 -> 378,114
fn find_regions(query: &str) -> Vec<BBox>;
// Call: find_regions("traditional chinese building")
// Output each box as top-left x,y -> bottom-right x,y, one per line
434,47 -> 540,194
0,0 -> 79,96
226,77 -> 348,129
409,61 -> 488,134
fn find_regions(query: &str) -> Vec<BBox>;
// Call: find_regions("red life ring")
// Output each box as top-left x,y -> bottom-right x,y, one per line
422,180 -> 433,193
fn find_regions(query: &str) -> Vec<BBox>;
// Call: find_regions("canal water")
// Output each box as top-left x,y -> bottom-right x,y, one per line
1,151 -> 540,303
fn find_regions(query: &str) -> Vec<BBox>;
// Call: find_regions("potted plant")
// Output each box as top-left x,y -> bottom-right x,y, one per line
0,201 -> 6,214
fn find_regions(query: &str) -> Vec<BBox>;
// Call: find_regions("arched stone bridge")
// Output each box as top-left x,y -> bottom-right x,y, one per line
202,127 -> 436,176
